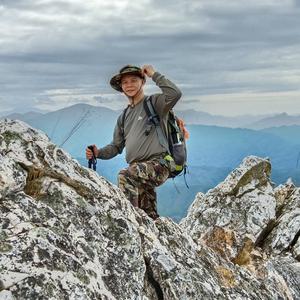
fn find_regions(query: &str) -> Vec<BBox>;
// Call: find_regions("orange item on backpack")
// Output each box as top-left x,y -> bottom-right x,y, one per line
177,118 -> 190,140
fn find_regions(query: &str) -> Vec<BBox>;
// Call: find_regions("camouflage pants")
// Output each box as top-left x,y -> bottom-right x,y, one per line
118,157 -> 170,220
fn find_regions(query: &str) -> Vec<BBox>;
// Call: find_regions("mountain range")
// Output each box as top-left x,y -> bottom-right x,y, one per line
3,103 -> 300,129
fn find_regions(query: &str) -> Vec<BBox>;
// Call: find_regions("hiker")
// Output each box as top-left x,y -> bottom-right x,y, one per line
86,64 -> 182,219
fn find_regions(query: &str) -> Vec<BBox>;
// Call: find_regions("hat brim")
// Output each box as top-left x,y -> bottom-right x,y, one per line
110,70 -> 145,92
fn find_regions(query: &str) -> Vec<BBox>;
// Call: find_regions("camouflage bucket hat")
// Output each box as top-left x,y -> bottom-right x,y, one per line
110,65 -> 145,92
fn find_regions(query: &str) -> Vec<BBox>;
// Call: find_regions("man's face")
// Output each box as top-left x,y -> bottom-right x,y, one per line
120,74 -> 144,96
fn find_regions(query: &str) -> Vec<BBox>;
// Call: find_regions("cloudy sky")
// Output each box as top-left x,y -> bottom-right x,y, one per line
1,0 -> 300,116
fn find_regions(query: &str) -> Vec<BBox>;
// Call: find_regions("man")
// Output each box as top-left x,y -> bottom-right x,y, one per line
86,64 -> 182,219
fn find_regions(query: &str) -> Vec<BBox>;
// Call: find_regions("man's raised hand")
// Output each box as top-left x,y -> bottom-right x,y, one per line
141,65 -> 155,78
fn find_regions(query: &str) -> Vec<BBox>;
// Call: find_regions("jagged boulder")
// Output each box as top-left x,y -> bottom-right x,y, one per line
1,119 -> 300,300
0,120 -> 145,299
180,156 -> 276,261
180,155 -> 300,299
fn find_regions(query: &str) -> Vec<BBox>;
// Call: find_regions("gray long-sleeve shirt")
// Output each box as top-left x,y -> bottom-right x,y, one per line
97,72 -> 182,164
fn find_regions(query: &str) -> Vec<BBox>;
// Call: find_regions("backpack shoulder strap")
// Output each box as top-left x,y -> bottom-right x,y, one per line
143,96 -> 169,153
120,105 -> 130,136
143,96 -> 160,125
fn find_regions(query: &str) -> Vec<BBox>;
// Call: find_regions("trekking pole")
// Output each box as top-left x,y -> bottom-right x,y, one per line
87,145 -> 97,171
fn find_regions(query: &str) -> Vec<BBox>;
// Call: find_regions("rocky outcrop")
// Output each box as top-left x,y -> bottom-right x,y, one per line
180,156 -> 300,299
0,119 -> 300,299
0,120 -> 145,299
181,156 -> 276,259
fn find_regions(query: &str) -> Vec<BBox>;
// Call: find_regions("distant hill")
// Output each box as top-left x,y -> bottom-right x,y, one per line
0,107 -> 49,118
28,103 -> 120,157
177,109 -> 270,128
1,111 -> 44,123
261,125 -> 300,143
246,112 -> 300,129
177,110 -> 300,130
187,125 -> 300,170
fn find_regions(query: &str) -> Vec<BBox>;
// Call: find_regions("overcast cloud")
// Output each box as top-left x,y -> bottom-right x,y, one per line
1,0 -> 300,115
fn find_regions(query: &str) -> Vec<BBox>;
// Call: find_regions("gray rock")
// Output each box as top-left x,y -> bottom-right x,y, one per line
0,290 -> 14,300
1,119 -> 300,299
268,257 -> 300,299
0,119 -> 145,299
180,156 -> 276,259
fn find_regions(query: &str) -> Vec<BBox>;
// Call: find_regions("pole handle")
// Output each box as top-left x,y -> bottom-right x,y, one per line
87,145 -> 97,171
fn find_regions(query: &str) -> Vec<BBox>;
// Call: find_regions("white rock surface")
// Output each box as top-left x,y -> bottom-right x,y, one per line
0,119 -> 300,299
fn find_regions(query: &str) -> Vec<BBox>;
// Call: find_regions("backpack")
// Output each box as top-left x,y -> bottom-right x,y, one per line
120,96 -> 189,178
143,96 -> 188,178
